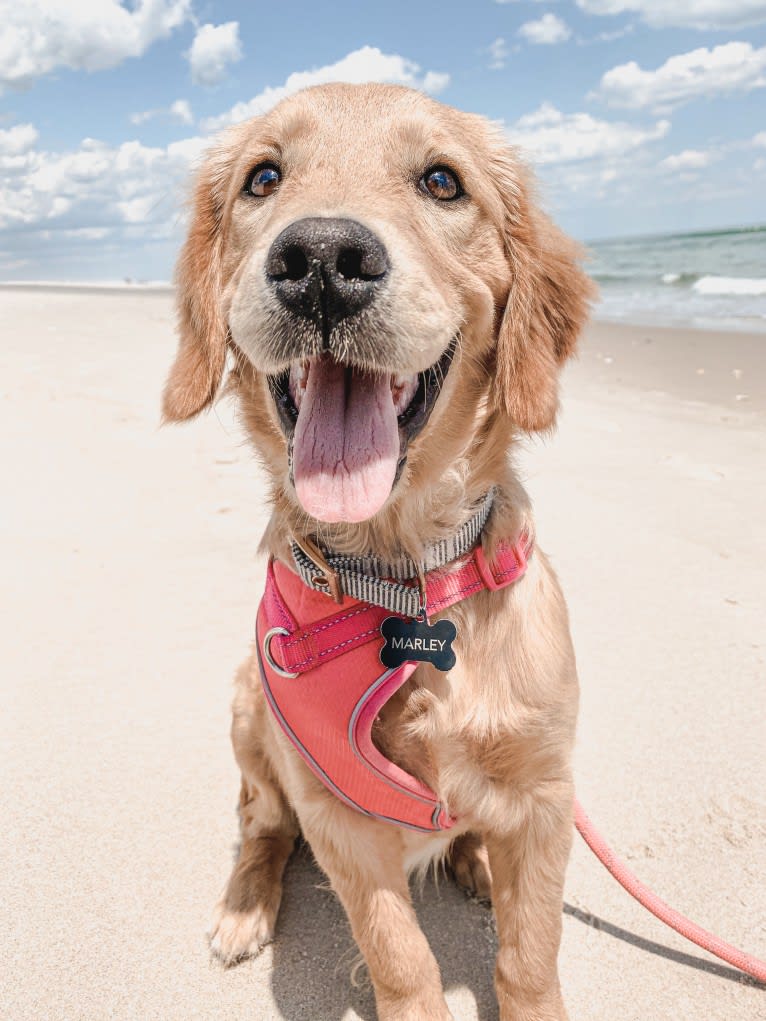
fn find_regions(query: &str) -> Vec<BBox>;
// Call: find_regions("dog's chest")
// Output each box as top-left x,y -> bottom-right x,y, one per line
402,828 -> 456,874
370,671 -> 447,794
370,665 -> 494,808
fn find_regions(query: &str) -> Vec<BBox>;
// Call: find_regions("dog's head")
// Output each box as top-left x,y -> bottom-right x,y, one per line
163,84 -> 593,526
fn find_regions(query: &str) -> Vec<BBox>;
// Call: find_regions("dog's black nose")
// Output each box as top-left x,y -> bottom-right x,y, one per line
265,217 -> 389,335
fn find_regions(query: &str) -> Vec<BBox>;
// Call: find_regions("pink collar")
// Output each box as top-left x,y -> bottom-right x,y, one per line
256,530 -> 533,832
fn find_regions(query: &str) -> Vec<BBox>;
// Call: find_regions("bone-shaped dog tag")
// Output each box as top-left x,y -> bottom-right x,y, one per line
379,616 -> 457,672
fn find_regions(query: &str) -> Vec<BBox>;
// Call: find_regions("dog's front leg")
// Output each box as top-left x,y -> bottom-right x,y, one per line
300,800 -> 453,1021
486,788 -> 573,1021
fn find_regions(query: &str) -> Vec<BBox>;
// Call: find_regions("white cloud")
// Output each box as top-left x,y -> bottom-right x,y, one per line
0,129 -> 208,233
422,70 -> 450,93
0,123 -> 40,178
579,23 -> 636,43
575,0 -> 766,30
752,131 -> 766,147
170,99 -> 193,124
185,21 -> 242,87
201,46 -> 450,132
488,37 -> 509,70
0,123 -> 39,156
130,99 -> 193,126
660,148 -> 716,171
507,102 -> 669,164
0,0 -> 191,89
518,13 -> 571,44
595,42 -> 766,111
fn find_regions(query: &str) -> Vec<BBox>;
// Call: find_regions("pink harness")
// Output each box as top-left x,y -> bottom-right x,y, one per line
256,533 -> 532,832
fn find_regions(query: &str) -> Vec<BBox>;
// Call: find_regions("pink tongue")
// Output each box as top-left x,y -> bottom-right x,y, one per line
293,358 -> 399,523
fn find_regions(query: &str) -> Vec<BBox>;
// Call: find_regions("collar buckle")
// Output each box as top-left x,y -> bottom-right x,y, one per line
292,535 -> 344,604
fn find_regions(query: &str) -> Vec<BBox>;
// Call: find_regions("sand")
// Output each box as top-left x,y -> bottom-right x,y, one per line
0,286 -> 764,1021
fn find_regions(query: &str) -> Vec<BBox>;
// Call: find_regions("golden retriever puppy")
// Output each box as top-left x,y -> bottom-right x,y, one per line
163,83 -> 593,1021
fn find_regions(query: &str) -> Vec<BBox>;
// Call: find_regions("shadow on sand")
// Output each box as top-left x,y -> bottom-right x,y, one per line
233,842 -> 760,1020
268,842 -> 500,1020
563,903 -> 763,988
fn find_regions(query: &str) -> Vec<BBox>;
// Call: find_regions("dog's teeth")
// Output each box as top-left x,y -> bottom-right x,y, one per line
289,361 -> 309,411
391,373 -> 418,416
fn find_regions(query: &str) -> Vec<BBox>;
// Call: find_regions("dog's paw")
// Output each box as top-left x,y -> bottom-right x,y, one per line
208,901 -> 276,965
448,833 -> 493,902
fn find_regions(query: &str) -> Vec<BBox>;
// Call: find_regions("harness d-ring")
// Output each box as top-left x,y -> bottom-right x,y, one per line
262,626 -> 298,678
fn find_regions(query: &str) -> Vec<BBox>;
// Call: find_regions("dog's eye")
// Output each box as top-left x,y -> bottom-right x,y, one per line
420,167 -> 462,201
245,164 -> 281,197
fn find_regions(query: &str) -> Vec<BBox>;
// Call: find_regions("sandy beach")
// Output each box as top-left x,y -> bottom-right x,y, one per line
1,286 -> 763,1021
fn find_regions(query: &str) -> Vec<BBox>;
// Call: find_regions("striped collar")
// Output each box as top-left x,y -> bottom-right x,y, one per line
289,490 -> 495,619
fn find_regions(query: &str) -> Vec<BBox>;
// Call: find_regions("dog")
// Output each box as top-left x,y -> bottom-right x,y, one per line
163,82 -> 594,1021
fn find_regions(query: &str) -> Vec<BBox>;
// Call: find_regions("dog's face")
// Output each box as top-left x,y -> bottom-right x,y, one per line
163,84 -> 593,525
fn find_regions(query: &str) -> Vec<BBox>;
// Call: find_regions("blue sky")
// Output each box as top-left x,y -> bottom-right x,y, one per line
1,0 -> 766,281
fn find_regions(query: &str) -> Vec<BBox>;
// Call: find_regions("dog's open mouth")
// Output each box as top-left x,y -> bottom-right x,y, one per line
267,341 -> 455,523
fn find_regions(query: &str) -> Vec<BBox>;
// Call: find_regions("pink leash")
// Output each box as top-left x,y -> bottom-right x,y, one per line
574,799 -> 766,983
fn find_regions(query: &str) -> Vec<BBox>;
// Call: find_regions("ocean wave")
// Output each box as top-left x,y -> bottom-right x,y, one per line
593,271 -> 701,286
587,223 -> 766,330
589,223 -> 766,248
660,272 -> 700,286
592,270 -> 677,283
692,275 -> 766,296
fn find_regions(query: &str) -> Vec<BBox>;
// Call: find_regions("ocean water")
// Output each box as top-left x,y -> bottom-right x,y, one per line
587,225 -> 766,332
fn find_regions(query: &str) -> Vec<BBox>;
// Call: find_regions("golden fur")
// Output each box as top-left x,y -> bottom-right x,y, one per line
163,83 -> 595,1021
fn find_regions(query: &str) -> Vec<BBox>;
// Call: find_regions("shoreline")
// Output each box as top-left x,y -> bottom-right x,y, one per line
593,311 -> 766,335
0,280 -> 174,295
2,280 -> 765,339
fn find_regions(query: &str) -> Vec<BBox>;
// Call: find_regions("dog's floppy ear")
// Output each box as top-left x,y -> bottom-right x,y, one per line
488,144 -> 595,432
162,139 -> 236,422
